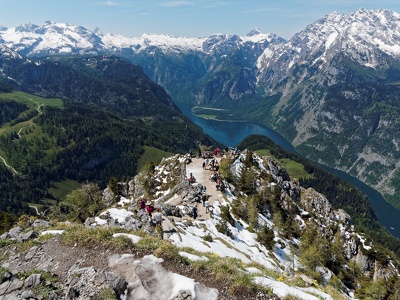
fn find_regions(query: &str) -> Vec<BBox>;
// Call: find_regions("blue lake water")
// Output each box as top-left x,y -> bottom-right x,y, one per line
179,104 -> 400,238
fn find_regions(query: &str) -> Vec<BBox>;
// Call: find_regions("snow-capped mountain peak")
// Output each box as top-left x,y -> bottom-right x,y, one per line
257,8 -> 400,87
15,22 -> 39,33
246,28 -> 263,37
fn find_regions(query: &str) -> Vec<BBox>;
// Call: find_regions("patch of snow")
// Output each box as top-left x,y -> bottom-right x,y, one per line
325,32 -> 338,50
118,196 -> 132,206
170,216 -> 278,271
113,233 -> 142,243
245,267 -> 262,274
40,230 -> 65,236
110,254 -> 218,300
356,233 -> 372,250
253,277 -> 323,300
95,208 -> 133,225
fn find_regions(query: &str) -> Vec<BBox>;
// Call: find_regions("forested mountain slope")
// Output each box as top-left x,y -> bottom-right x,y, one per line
0,48 -> 216,218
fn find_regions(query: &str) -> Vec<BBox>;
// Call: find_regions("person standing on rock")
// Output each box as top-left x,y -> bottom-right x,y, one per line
202,194 -> 207,207
205,199 -> 210,213
153,208 -> 163,226
202,186 -> 207,194
145,201 -> 154,219
192,206 -> 198,219
139,198 -> 145,210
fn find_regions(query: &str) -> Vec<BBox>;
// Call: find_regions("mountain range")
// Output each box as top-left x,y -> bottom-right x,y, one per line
1,8 -> 399,211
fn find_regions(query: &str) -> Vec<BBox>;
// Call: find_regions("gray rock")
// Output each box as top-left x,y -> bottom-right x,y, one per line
66,266 -> 127,300
94,271 -> 127,295
0,277 -> 23,295
84,217 -> 97,227
8,227 -> 23,239
128,179 -> 135,196
21,290 -> 36,299
0,272 -> 11,286
172,289 -> 193,300
25,273 -> 42,287
118,182 -> 128,197
0,232 -> 9,239
25,246 -> 40,261
66,286 -> 79,299
2,292 -> 20,300
265,157 -> 290,182
102,187 -> 115,207
19,230 -> 37,242
32,219 -> 52,228
133,176 -> 145,200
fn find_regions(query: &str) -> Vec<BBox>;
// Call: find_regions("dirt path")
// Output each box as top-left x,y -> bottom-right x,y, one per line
186,157 -> 224,217
0,97 -> 45,173
0,154 -> 18,174
162,156 -> 225,234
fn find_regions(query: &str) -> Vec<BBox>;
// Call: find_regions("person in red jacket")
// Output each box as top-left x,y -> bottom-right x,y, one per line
139,198 -> 145,210
145,201 -> 153,218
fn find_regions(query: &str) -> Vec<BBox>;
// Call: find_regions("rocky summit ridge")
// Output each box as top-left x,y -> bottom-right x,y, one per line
1,150 -> 398,299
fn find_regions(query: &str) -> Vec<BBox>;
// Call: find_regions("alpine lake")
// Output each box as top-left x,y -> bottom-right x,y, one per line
177,104 -> 400,239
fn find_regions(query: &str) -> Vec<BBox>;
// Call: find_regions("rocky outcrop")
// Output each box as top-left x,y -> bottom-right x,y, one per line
265,157 -> 291,183
65,265 -> 127,300
102,187 -> 115,207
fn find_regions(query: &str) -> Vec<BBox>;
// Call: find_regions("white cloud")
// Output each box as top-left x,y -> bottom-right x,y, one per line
97,1 -> 120,6
159,0 -> 194,7
95,1 -> 136,7
158,0 -> 228,8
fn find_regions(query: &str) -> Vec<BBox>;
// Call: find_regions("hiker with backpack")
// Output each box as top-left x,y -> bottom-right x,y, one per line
191,206 -> 198,219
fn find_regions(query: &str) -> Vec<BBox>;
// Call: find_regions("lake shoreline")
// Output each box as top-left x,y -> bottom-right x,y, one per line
178,102 -> 400,238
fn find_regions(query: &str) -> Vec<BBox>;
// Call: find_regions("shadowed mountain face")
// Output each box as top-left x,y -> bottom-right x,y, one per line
0,53 -> 180,120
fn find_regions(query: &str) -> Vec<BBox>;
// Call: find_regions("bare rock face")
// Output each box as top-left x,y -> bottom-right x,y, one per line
118,181 -> 129,197
265,157 -> 290,183
102,187 -> 116,207
343,235 -> 360,260
335,209 -> 351,225
65,266 -> 127,300
134,175 -> 145,199
301,188 -> 335,220
128,179 -> 135,196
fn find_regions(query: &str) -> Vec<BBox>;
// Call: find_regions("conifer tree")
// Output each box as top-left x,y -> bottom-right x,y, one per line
108,176 -> 119,195
58,182 -> 103,222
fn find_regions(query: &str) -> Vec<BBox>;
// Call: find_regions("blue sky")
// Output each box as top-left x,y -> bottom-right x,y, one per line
1,0 -> 400,39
